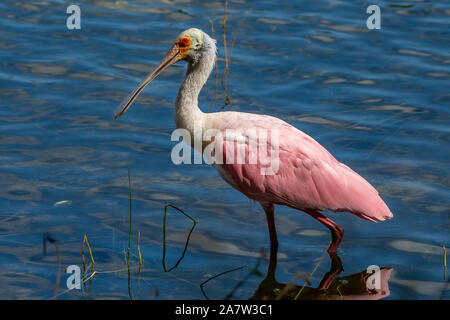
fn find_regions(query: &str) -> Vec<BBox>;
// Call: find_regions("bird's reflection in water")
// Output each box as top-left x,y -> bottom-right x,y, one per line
202,245 -> 392,300
249,246 -> 392,300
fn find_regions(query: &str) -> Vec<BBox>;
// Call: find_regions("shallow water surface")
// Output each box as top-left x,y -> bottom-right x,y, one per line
0,0 -> 449,299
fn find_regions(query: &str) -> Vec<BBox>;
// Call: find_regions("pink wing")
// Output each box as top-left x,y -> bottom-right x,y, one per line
209,111 -> 393,222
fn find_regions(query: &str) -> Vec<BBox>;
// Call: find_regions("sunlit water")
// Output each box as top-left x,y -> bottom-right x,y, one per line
0,0 -> 449,299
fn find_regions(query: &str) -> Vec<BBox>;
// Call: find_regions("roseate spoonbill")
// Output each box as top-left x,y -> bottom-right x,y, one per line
114,28 -> 393,256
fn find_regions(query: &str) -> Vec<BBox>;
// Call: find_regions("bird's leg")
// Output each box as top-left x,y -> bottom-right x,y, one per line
304,209 -> 344,254
260,202 -> 278,262
317,253 -> 344,291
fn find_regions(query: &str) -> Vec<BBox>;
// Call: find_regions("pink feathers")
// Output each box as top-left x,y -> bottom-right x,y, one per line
209,111 -> 393,222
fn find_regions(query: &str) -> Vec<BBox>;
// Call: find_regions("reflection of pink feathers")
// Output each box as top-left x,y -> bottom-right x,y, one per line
318,268 -> 393,300
210,111 -> 393,222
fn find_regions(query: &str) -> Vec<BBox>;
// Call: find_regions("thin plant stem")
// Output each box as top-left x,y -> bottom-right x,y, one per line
294,250 -> 327,300
127,168 -> 132,266
444,246 -> 447,280
220,0 -> 233,110
162,204 -> 198,272
200,266 -> 246,300
208,18 -> 219,112
81,234 -> 95,292
126,169 -> 133,299
82,234 -> 95,273
138,231 -> 142,273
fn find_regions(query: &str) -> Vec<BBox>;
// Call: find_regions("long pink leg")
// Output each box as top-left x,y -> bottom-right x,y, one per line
260,202 -> 278,261
304,209 -> 344,254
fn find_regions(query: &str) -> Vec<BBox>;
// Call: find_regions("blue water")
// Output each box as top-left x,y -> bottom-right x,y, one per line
0,0 -> 449,299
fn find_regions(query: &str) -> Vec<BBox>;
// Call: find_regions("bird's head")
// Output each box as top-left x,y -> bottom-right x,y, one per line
176,28 -> 205,63
114,27 -> 215,120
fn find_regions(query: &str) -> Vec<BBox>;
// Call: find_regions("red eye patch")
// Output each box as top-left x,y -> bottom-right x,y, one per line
178,37 -> 191,48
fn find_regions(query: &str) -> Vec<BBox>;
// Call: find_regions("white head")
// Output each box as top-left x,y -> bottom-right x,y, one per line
176,28 -> 217,65
114,28 -> 216,120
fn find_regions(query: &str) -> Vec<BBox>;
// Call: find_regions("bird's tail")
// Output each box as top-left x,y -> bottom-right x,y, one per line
337,163 -> 393,222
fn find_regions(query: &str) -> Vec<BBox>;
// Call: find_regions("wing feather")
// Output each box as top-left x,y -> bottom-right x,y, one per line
208,112 -> 393,221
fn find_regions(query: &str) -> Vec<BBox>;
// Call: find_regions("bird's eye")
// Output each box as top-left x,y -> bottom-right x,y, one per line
178,37 -> 190,48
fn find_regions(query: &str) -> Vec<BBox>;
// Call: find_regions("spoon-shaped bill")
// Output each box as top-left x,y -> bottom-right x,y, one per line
114,44 -> 182,120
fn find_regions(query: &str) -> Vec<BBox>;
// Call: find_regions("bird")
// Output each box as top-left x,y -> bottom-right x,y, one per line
114,28 -> 393,257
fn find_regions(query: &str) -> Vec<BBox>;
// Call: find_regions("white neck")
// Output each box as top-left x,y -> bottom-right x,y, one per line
174,32 -> 216,134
